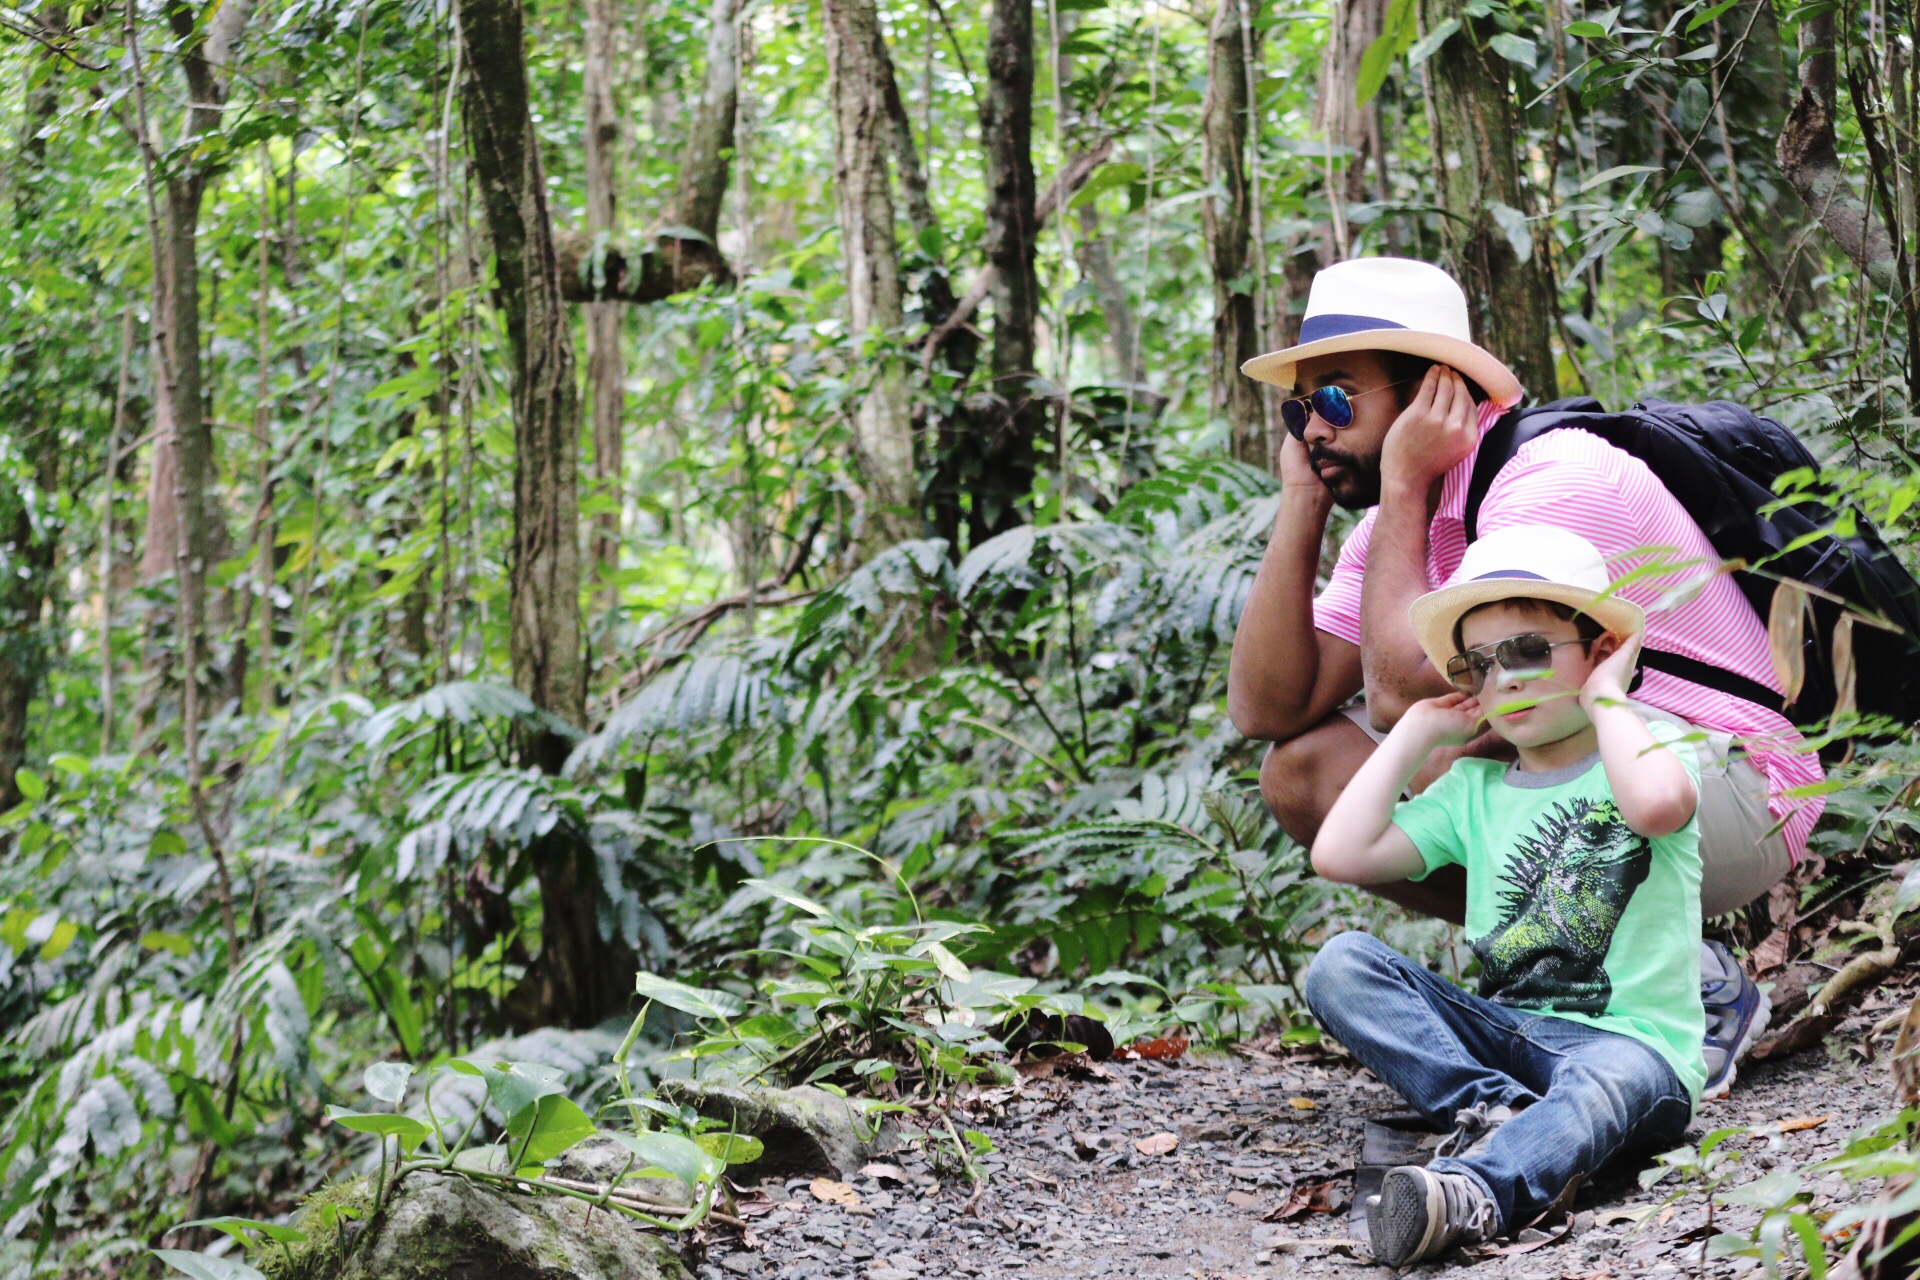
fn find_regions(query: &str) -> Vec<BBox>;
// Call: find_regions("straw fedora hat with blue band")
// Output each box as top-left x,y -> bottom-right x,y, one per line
1408,526 -> 1646,683
1240,257 -> 1525,406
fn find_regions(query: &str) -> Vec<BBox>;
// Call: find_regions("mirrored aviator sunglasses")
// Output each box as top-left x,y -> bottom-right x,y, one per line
1281,386 -> 1354,441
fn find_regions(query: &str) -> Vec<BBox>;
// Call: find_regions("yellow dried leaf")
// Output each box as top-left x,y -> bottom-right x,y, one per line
1894,994 -> 1920,1107
1833,614 -> 1857,720
1773,1114 -> 1830,1133
1767,582 -> 1809,707
809,1177 -> 861,1206
1287,1097 -> 1316,1111
1134,1131 -> 1180,1156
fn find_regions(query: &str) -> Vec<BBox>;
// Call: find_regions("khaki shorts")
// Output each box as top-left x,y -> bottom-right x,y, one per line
1338,700 -> 1791,918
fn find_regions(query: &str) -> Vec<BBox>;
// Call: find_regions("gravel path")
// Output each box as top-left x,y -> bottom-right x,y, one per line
701,1001 -> 1900,1280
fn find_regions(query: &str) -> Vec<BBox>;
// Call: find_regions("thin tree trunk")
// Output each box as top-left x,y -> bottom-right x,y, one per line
823,0 -> 918,549
0,39 -> 64,807
1202,0 -> 1269,468
1075,204 -> 1144,383
667,0 -> 738,242
1318,0 -> 1388,208
1418,0 -> 1559,399
458,0 -> 629,1029
584,0 -> 624,626
973,0 -> 1042,543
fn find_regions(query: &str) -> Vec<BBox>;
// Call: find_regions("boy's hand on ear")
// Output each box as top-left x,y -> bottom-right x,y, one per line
1381,366 -> 1478,496
1400,691 -> 1486,747
1579,632 -> 1642,711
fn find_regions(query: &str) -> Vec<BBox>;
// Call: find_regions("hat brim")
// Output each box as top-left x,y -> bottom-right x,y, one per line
1242,330 -> 1525,405
1409,580 -> 1647,686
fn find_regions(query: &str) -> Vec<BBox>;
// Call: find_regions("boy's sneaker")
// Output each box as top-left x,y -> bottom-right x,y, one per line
1367,1166 -> 1499,1267
1701,940 -> 1771,1100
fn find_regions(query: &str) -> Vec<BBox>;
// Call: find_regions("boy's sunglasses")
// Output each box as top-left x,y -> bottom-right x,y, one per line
1445,633 -> 1592,693
1279,379 -> 1417,441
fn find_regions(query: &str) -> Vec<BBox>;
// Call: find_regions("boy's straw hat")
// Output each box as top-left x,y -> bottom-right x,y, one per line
1240,257 -> 1524,406
1409,526 -> 1646,678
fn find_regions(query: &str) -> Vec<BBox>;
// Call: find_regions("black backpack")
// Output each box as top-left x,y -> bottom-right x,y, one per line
1463,396 -> 1920,732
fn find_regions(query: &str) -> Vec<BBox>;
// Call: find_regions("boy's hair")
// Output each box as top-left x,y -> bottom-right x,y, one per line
1452,596 -> 1605,655
1382,351 -> 1489,405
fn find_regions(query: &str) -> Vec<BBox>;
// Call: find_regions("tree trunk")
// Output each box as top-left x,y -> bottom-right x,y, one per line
0,44 -> 62,809
1777,4 -> 1900,289
1074,204 -> 1144,384
667,0 -> 739,242
1418,0 -> 1559,400
1202,0 -> 1270,468
971,0 -> 1043,542
822,0 -> 918,549
584,0 -> 623,628
459,0 -> 625,1028
1317,0 -> 1389,208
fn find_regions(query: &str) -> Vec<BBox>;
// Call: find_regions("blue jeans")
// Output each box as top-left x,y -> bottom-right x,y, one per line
1303,931 -> 1692,1233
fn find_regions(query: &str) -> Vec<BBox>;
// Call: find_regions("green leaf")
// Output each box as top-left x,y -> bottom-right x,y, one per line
512,1095 -> 597,1167
176,1216 -> 308,1247
696,1133 -> 765,1166
448,1059 -> 569,1122
364,1062 -> 414,1105
1405,17 -> 1458,67
141,930 -> 193,957
1069,162 -> 1145,210
152,1250 -> 269,1280
1487,201 -> 1534,262
632,973 -> 746,1020
743,878 -> 836,921
151,829 -> 188,857
1685,0 -> 1740,31
1565,19 -> 1610,36
610,1131 -> 724,1188
325,1108 -> 434,1155
12,769 -> 44,802
1488,32 -> 1538,67
1894,863 -> 1920,913
47,754 -> 89,778
1578,163 -> 1661,192
1355,0 -> 1415,104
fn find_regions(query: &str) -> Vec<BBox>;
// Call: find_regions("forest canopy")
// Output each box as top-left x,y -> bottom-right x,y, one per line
0,0 -> 1916,1271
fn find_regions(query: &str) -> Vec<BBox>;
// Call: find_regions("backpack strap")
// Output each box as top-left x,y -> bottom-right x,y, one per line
1636,648 -> 1785,714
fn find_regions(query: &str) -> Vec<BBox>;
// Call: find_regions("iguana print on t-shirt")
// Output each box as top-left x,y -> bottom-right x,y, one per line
1470,797 -> 1653,1014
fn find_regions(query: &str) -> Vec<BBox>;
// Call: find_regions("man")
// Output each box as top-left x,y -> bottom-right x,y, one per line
1228,257 -> 1822,1098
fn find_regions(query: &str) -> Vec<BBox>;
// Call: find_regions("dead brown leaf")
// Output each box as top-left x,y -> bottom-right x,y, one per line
1767,582 -> 1809,706
1225,1190 -> 1261,1210
1657,1205 -> 1676,1226
1261,1178 -> 1342,1222
859,1163 -> 908,1182
1774,1114 -> 1830,1133
1894,993 -> 1920,1106
1124,1034 -> 1190,1061
809,1177 -> 862,1206
1287,1096 -> 1316,1111
1134,1131 -> 1180,1156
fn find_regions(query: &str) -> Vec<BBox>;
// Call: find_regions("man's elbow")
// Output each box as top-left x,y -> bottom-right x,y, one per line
1228,686 -> 1303,742
1365,693 -> 1410,735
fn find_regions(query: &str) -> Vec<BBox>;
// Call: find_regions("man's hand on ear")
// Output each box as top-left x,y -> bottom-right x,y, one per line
1380,366 -> 1479,498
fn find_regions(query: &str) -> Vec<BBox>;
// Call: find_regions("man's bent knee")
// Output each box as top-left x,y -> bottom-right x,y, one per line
1259,715 -> 1375,846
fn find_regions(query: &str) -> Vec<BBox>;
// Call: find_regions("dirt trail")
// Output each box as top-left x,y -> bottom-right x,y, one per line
700,1003 -> 1896,1280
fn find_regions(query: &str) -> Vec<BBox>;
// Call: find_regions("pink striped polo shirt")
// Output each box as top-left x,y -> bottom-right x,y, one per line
1312,399 -> 1824,861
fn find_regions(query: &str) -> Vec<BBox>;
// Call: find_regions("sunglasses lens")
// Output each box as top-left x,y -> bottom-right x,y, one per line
1282,398 -> 1309,440
1312,386 -> 1354,428
1498,634 -> 1556,672
1446,654 -> 1487,692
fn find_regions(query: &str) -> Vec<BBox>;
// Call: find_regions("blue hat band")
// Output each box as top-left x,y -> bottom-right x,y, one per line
1297,314 -> 1409,343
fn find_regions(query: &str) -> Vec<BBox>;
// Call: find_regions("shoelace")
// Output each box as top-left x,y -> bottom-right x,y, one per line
1435,1104 -> 1497,1159
1456,1184 -> 1497,1241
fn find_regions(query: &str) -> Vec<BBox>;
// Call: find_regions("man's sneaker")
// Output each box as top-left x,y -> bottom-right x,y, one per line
1433,1101 -> 1521,1160
1701,940 -> 1771,1100
1367,1165 -> 1499,1267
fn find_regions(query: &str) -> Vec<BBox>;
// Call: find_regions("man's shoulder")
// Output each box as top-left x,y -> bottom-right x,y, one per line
1504,423 -> 1646,476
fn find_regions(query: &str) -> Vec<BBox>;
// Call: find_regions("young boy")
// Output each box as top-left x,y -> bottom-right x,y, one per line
1303,525 -> 1705,1267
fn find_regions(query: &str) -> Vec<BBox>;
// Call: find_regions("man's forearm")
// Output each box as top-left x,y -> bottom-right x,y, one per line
1228,489 -> 1335,738
1358,480 -> 1452,727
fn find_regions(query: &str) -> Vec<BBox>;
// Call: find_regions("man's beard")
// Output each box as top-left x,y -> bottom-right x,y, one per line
1309,443 -> 1384,510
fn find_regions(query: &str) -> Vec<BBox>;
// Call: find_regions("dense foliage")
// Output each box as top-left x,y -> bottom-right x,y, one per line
0,0 -> 1917,1272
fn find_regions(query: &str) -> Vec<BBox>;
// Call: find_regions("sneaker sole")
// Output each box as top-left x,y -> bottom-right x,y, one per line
1369,1168 -> 1446,1267
1701,987 -> 1772,1101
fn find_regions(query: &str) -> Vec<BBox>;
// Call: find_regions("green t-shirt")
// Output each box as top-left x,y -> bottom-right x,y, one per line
1390,717 -> 1706,1107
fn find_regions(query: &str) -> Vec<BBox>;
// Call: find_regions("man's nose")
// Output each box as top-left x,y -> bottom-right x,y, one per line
1300,413 -> 1337,447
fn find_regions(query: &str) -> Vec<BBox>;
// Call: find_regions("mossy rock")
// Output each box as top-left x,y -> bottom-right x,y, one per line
261,1172 -> 688,1280
548,1136 -> 694,1208
655,1079 -> 882,1180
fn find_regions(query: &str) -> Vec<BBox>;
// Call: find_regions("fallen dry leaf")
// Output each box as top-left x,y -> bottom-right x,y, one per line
809,1177 -> 861,1206
1125,1035 -> 1191,1061
1774,1114 -> 1830,1133
1134,1131 -> 1180,1156
1287,1096 -> 1316,1111
1225,1190 -> 1261,1210
859,1162 -> 908,1182
1484,1222 -> 1574,1255
1594,1207 -> 1654,1227
1262,1178 -> 1341,1222
1657,1205 -> 1676,1226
